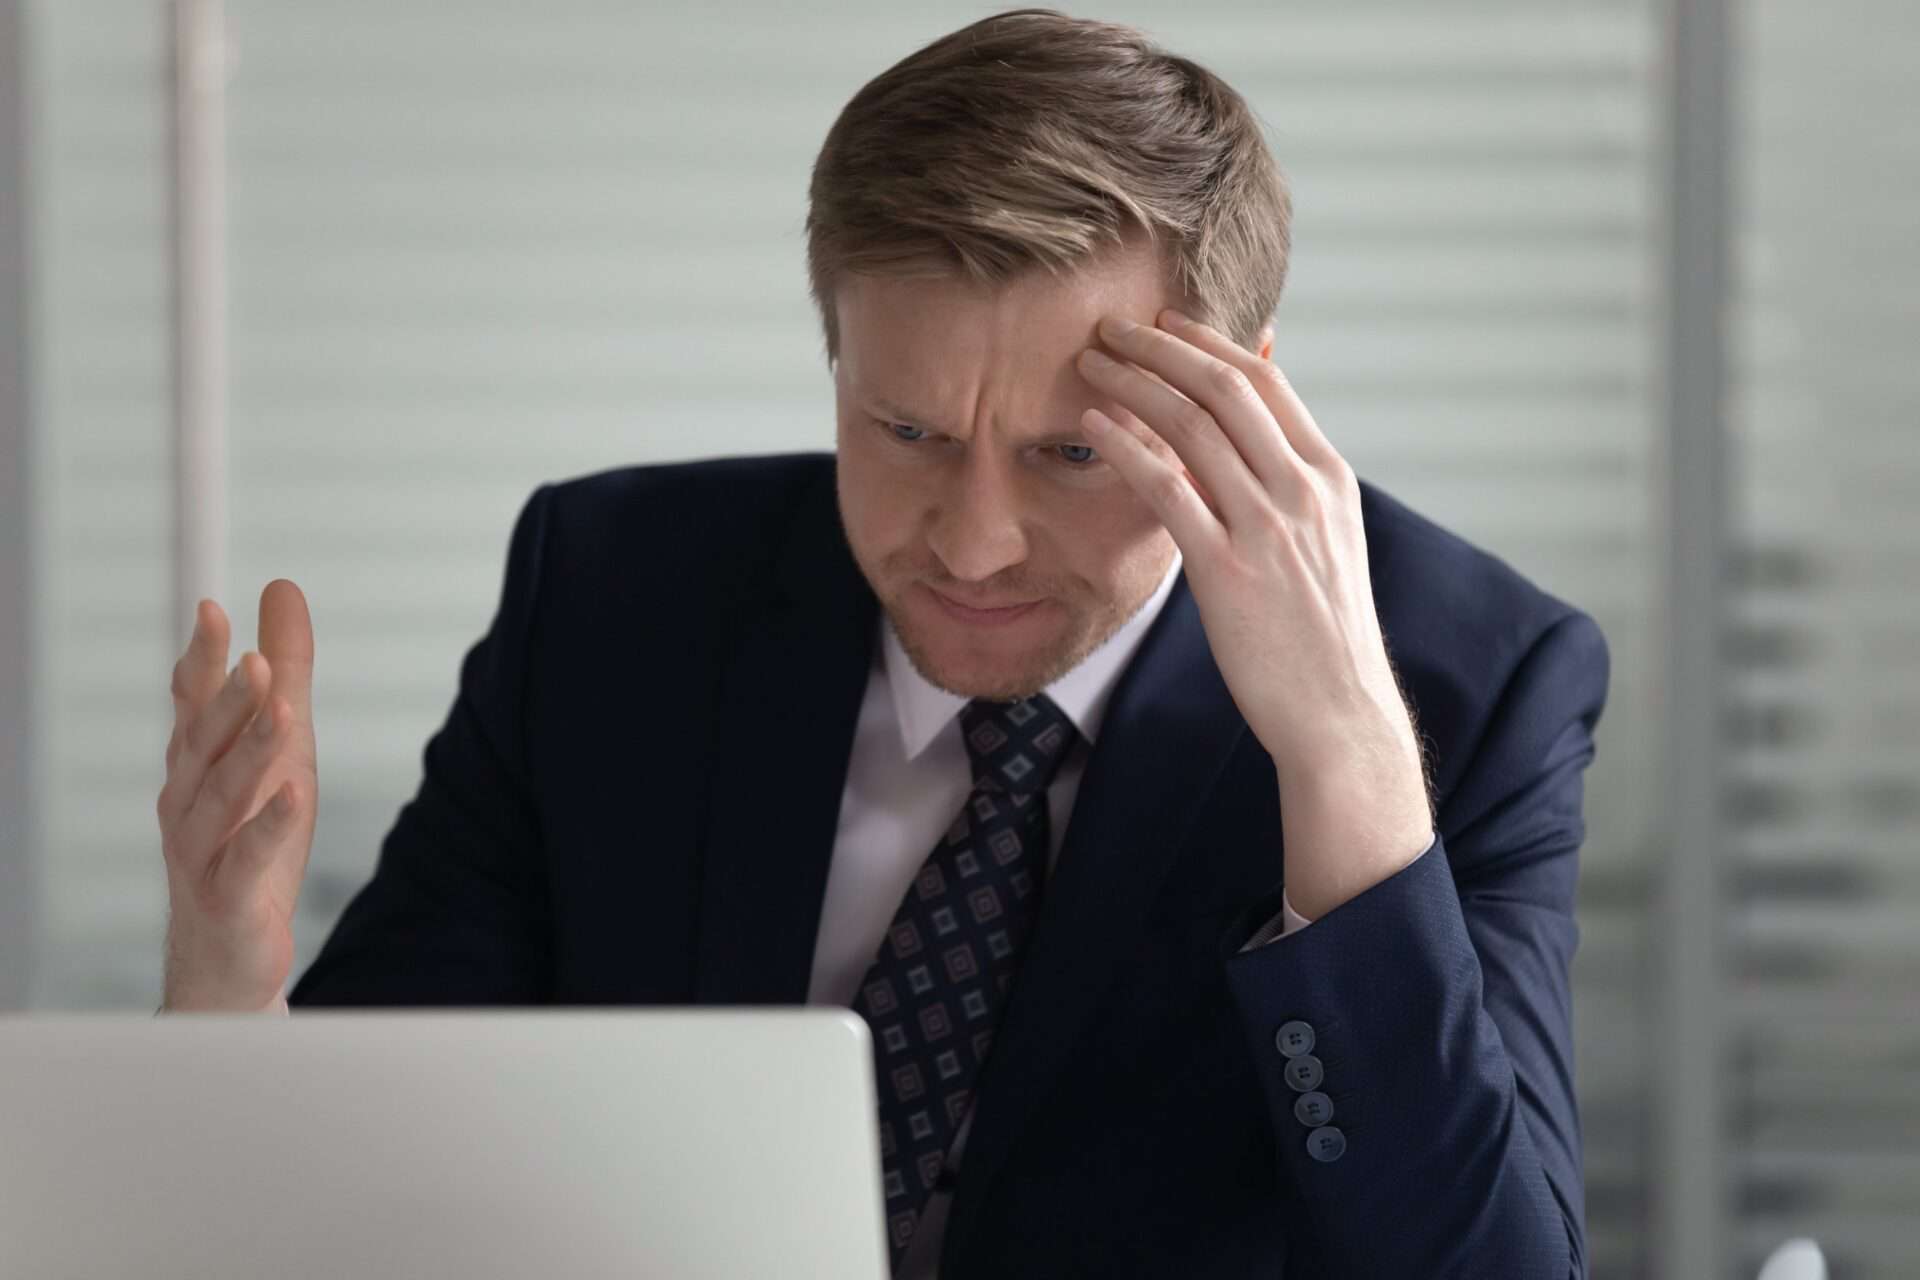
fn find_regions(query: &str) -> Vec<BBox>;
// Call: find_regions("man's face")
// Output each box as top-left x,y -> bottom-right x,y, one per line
832,244 -> 1187,702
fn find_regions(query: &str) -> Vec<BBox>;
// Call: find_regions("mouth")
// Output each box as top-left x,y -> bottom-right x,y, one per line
924,586 -> 1046,626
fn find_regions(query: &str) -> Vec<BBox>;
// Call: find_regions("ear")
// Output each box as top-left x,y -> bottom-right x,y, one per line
1257,324 -> 1274,361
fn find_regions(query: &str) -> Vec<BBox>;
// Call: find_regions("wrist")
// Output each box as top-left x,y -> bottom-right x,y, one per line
162,921 -> 291,1014
1276,748 -> 1433,922
1275,724 -> 1428,820
160,970 -> 287,1014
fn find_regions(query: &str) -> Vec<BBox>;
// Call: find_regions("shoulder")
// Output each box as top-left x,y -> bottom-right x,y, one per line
543,450 -> 833,547
1359,476 -> 1599,659
531,450 -> 836,600
1357,478 -> 1611,797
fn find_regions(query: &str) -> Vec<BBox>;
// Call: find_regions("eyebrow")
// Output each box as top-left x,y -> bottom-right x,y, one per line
861,395 -> 1083,446
866,395 -> 940,428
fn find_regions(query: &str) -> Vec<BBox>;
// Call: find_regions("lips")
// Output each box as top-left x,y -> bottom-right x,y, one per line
931,590 -> 1038,611
924,586 -> 1046,626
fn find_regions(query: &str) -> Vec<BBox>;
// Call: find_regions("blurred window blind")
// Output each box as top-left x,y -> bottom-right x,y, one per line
28,2 -> 177,1005
1229,11 -> 1663,1275
28,3 -> 1662,1273
1729,3 -> 1920,1276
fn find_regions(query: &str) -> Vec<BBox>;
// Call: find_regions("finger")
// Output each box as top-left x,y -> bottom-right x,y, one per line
1096,314 -> 1304,499
257,580 -> 315,726
166,599 -> 232,772
1082,407 -> 1226,557
175,693 -> 292,873
158,651 -> 271,831
1101,400 -> 1225,521
212,778 -> 306,899
1160,309 -> 1341,469
1077,343 -> 1268,530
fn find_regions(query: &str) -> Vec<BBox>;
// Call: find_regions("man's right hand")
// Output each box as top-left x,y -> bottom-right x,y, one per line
157,579 -> 319,1012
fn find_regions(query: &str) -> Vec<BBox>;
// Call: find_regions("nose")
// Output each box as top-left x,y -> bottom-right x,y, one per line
924,452 -> 1030,584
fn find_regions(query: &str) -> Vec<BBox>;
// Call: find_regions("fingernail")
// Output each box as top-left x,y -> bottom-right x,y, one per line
229,660 -> 251,692
1163,309 -> 1196,328
272,786 -> 292,819
254,705 -> 275,738
1098,315 -> 1137,340
1080,348 -> 1115,370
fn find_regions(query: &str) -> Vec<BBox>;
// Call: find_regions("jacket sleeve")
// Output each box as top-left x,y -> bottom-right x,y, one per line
289,485 -> 558,1006
1218,609 -> 1609,1279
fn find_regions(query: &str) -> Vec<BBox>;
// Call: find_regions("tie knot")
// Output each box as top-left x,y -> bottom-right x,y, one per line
958,694 -> 1079,796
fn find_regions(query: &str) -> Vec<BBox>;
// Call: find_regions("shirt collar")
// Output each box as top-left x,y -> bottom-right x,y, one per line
882,549 -> 1184,761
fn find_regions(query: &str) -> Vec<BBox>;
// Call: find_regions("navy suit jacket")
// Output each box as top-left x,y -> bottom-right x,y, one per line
290,451 -> 1608,1279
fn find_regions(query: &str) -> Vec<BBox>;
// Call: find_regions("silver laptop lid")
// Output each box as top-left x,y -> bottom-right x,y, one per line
0,1009 -> 888,1280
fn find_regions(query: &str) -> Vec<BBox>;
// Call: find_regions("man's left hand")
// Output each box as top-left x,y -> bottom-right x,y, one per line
1076,309 -> 1433,919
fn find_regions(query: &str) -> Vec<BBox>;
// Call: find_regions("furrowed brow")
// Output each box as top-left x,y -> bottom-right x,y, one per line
863,394 -> 1079,447
867,395 -> 941,429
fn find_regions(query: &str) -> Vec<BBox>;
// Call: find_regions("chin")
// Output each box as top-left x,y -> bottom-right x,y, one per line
917,655 -> 1055,702
888,602 -> 1091,702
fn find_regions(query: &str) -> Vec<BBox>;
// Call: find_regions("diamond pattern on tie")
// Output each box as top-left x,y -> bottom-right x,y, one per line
848,693 -> 1079,1273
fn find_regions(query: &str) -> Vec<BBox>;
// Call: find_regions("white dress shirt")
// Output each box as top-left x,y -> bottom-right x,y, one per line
804,550 -> 1310,1277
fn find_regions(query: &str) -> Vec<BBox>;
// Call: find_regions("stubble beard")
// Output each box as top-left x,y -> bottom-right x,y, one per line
881,579 -> 1156,703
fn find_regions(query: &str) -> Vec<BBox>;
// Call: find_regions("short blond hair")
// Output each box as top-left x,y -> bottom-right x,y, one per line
804,7 -> 1293,366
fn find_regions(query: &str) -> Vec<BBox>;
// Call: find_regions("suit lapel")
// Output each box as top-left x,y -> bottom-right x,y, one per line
940,574 -> 1250,1277
690,462 -> 879,1004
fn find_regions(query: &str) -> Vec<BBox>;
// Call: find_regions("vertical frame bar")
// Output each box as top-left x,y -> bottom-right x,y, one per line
1656,0 -> 1734,1274
169,0 -> 228,642
0,0 -> 36,1011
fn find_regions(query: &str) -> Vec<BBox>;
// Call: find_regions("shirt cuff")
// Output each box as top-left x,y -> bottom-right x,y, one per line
1239,889 -> 1316,951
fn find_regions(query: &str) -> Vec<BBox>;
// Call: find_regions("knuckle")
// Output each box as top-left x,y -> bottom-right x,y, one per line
1171,403 -> 1214,439
1206,360 -> 1255,402
1309,453 -> 1353,498
1249,361 -> 1289,398
1277,460 -> 1318,505
1151,470 -> 1191,512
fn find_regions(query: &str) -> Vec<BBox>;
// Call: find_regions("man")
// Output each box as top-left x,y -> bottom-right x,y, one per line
155,10 -> 1606,1277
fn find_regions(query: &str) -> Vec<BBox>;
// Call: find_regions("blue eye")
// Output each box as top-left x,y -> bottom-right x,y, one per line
879,419 -> 1096,467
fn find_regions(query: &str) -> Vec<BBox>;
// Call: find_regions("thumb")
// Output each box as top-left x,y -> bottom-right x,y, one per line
256,578 -> 315,720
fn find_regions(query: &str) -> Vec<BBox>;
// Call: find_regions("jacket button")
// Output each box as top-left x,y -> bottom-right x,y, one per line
1293,1091 -> 1334,1127
1307,1126 -> 1347,1163
1283,1053 -> 1324,1093
1274,1020 -> 1316,1058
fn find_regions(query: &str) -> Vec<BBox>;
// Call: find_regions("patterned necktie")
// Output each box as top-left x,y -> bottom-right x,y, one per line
849,693 -> 1080,1271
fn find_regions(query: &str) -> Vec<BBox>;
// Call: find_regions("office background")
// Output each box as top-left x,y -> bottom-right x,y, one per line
0,2 -> 1913,1276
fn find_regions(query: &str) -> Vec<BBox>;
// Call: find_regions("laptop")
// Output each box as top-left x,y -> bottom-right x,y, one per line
0,1009 -> 890,1279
